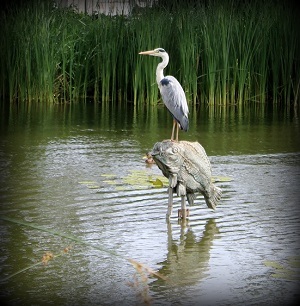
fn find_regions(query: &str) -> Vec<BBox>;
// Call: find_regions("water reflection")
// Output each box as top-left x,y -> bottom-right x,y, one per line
153,219 -> 219,290
0,103 -> 300,305
1,103 -> 299,155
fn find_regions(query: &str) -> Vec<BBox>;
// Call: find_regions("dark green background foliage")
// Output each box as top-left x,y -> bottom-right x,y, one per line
0,0 -> 299,105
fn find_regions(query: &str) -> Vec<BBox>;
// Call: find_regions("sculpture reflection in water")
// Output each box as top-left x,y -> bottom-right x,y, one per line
151,219 -> 219,291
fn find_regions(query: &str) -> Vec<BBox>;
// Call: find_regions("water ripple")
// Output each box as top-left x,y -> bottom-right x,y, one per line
1,135 -> 299,305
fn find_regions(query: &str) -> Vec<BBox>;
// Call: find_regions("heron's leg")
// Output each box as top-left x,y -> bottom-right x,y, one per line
167,187 -> 173,220
176,122 -> 179,142
171,119 -> 176,141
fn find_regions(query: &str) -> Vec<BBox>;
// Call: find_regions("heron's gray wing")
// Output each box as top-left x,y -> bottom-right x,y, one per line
159,76 -> 189,131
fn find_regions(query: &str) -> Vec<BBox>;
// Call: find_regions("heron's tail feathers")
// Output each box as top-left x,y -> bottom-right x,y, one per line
204,185 -> 222,210
179,115 -> 189,132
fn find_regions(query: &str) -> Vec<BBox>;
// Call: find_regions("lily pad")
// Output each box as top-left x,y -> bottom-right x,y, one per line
103,180 -> 118,185
264,260 -> 285,270
99,170 -> 231,190
78,181 -> 97,185
123,170 -> 167,188
101,169 -> 168,189
263,257 -> 300,281
212,176 -> 233,182
151,178 -> 164,187
78,181 -> 100,189
101,174 -> 117,178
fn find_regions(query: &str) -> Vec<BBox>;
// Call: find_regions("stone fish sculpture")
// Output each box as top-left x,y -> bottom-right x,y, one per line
151,140 -> 222,218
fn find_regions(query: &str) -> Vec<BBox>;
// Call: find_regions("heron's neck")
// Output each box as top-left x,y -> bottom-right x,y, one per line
156,54 -> 169,85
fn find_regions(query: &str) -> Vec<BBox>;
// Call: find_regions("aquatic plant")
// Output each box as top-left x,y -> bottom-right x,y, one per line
0,0 -> 299,105
0,216 -> 166,305
264,257 -> 300,281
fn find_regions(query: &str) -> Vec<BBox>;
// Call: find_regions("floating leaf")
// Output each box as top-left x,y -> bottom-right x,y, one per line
101,174 -> 117,178
79,181 -> 100,189
87,170 -> 229,191
152,178 -> 163,187
288,258 -> 300,268
271,272 -> 299,280
212,176 -> 232,182
103,180 -> 117,185
115,186 -> 127,191
264,260 -> 285,269
78,181 -> 98,185
122,169 -> 167,189
263,257 -> 300,281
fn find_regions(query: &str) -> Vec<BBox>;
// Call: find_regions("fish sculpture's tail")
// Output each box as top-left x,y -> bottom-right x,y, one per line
204,185 -> 222,210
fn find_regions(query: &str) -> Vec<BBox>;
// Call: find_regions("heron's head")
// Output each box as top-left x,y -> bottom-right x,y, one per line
139,48 -> 167,58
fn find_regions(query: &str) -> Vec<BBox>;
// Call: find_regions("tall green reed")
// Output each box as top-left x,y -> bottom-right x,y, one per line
174,10 -> 202,105
0,0 -> 299,106
131,8 -> 174,105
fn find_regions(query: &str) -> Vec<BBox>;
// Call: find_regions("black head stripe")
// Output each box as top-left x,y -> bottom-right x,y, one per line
160,78 -> 170,86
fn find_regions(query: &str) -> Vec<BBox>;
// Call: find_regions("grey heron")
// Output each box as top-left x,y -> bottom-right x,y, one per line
139,48 -> 189,142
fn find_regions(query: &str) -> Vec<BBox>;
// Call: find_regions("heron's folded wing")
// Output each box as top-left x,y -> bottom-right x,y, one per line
159,76 -> 189,131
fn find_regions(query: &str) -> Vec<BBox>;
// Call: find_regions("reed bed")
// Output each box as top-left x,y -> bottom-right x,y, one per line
0,0 -> 299,106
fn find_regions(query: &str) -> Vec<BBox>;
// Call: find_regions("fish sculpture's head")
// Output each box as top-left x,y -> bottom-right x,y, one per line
151,140 -> 185,178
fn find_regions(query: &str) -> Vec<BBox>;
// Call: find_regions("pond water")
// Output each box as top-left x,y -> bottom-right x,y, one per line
0,103 -> 299,305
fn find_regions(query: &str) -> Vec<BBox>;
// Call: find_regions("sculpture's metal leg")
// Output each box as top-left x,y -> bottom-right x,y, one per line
171,120 -> 176,141
180,195 -> 186,219
166,187 -> 173,220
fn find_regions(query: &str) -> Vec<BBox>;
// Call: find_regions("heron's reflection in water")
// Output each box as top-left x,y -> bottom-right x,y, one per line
151,219 -> 219,294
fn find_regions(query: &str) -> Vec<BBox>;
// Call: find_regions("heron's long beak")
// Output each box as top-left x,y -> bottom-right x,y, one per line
139,50 -> 156,55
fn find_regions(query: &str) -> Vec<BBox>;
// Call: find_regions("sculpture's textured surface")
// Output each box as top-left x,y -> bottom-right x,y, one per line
151,140 -> 222,212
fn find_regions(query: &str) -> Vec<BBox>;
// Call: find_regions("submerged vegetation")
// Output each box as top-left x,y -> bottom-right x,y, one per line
1,216 -> 166,304
0,0 -> 299,106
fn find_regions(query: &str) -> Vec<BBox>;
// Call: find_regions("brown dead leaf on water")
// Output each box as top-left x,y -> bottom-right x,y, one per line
41,252 -> 54,265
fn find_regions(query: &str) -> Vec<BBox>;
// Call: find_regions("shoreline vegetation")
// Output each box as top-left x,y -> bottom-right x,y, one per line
0,0 -> 299,106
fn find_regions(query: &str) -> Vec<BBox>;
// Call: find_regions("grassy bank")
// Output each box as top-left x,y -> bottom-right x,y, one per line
0,0 -> 299,105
